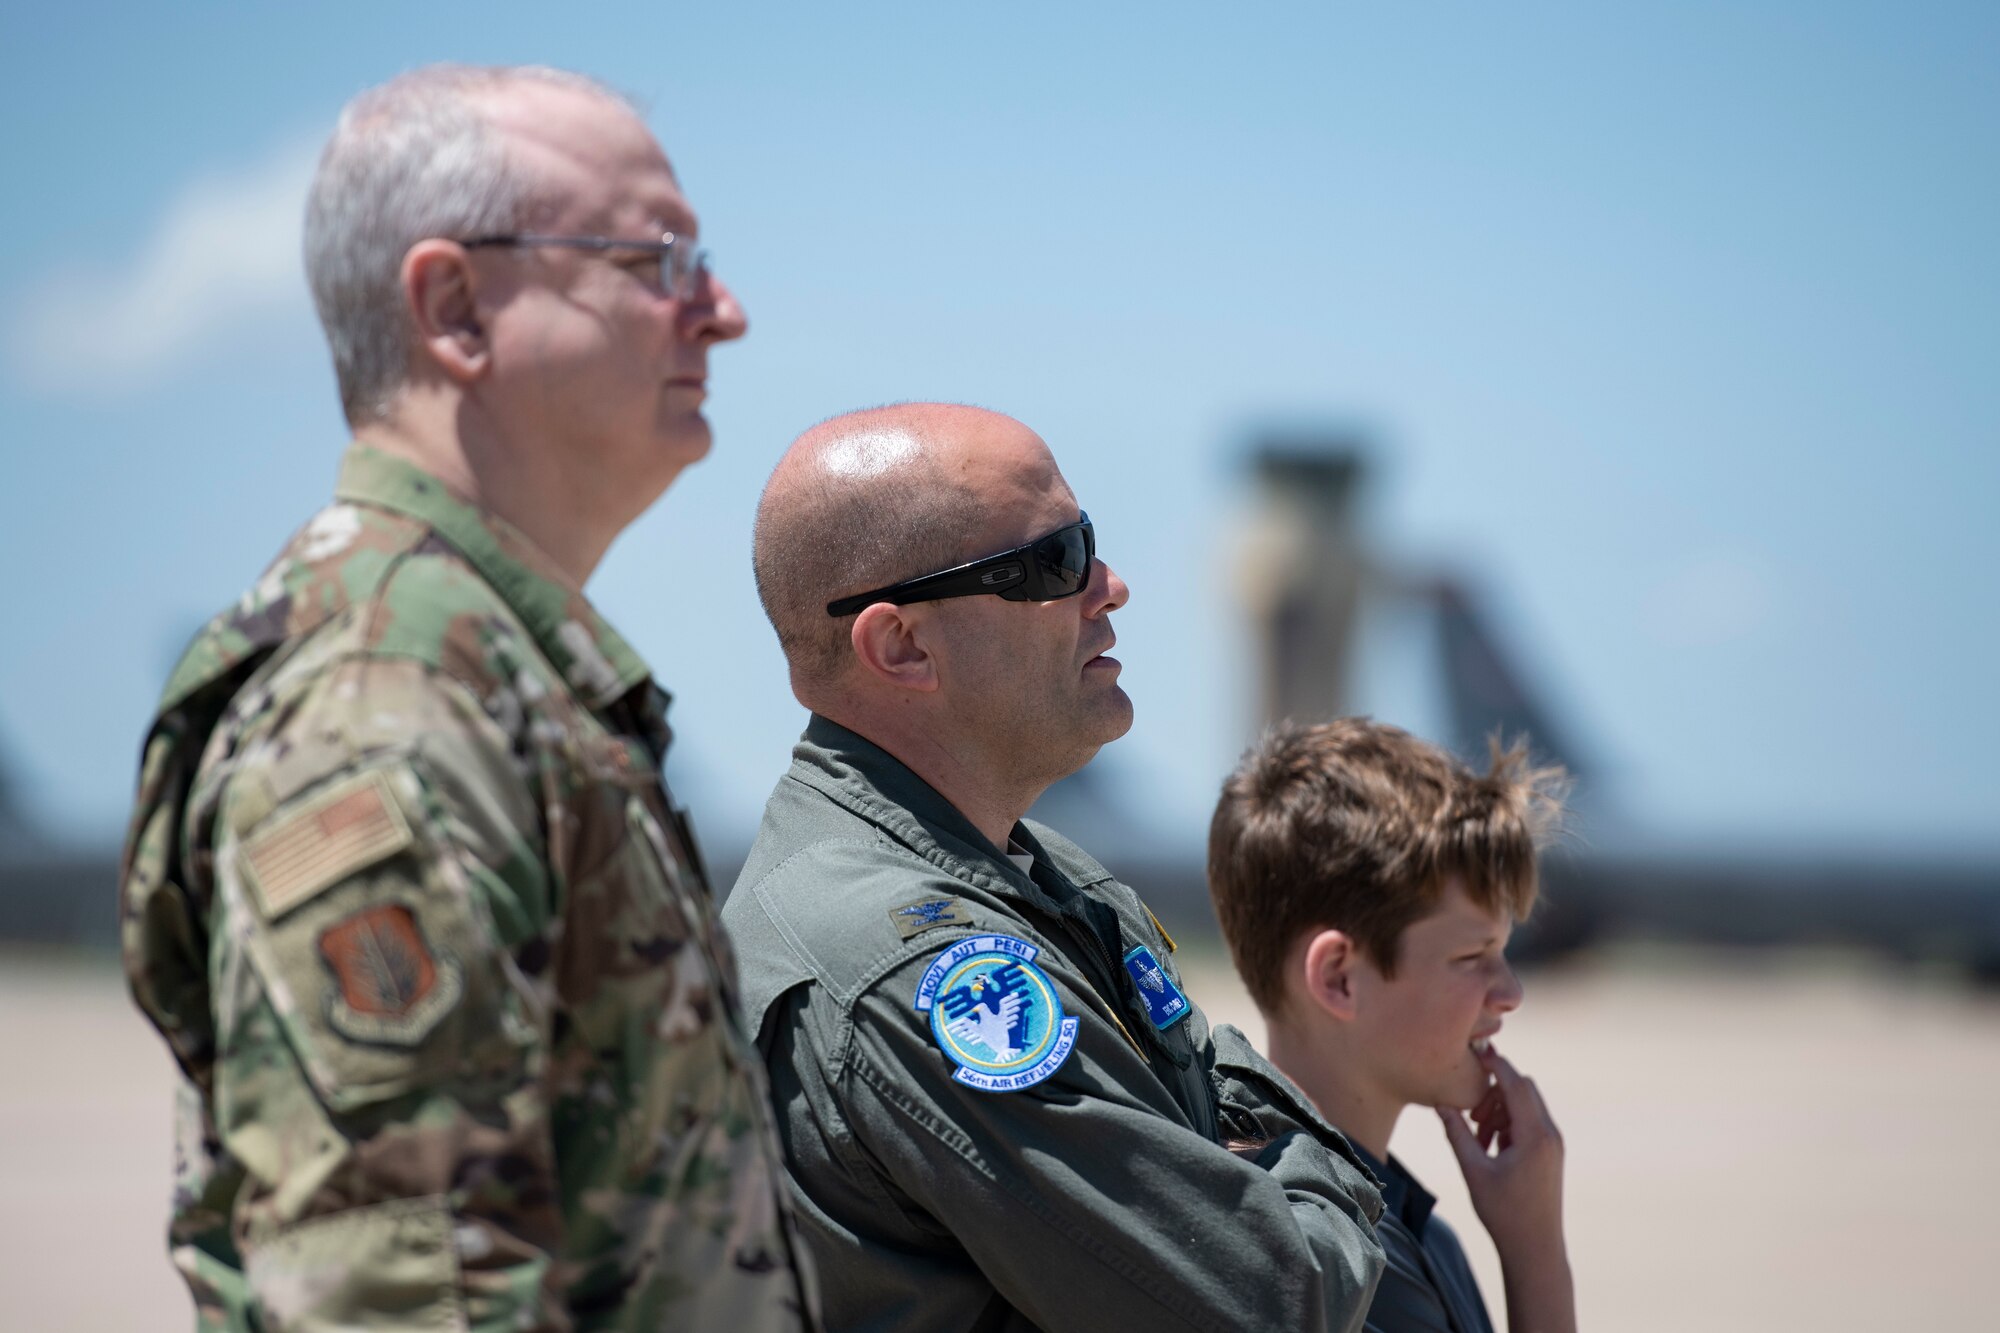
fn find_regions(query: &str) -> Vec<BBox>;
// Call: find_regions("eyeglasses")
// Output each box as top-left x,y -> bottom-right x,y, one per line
458,231 -> 712,300
825,514 -> 1096,617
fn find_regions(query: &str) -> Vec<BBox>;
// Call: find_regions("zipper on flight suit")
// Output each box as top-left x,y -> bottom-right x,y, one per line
1021,861 -> 1186,1070
1048,901 -> 1148,1058
1038,888 -> 1218,1141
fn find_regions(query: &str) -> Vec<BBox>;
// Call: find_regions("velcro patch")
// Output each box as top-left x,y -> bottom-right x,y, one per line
1123,944 -> 1192,1030
888,896 -> 974,940
318,903 -> 461,1046
916,935 -> 1078,1093
241,770 -> 414,919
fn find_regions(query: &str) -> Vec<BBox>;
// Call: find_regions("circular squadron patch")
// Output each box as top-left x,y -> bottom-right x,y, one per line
914,934 -> 1080,1093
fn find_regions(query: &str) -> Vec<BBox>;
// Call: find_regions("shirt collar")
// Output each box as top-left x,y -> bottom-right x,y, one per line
334,444 -> 651,710
1347,1141 -> 1438,1237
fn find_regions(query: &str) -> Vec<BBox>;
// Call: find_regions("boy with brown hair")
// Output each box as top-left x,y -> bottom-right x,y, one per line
1209,718 -> 1577,1333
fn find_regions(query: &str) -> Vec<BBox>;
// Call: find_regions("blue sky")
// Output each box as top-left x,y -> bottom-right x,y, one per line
2,1 -> 1995,856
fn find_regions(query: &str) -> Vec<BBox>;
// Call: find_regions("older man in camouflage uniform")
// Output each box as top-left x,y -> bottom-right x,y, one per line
120,65 -> 816,1331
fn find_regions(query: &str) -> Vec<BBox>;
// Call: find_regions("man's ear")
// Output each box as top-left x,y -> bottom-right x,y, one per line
1301,929 -> 1360,1021
849,603 -> 940,693
401,239 -> 489,385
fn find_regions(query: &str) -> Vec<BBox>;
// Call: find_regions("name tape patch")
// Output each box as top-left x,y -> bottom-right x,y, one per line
1123,943 -> 1192,1031
916,934 -> 1078,1093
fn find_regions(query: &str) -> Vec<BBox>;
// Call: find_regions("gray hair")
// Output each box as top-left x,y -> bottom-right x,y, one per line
303,64 -> 633,425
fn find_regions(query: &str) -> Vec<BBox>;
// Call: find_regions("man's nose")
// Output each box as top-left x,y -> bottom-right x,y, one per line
1490,962 -> 1524,1014
1087,558 -> 1130,615
682,272 -> 748,343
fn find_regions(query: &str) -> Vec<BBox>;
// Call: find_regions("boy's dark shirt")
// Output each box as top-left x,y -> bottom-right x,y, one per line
1349,1143 -> 1496,1333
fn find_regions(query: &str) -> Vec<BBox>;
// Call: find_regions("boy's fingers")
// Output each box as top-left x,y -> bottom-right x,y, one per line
1480,1045 -> 1558,1132
1436,1106 -> 1485,1169
1479,1044 -> 1529,1094
1471,1103 -> 1510,1143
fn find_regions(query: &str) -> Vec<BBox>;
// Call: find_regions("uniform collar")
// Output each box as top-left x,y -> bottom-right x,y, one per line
793,715 -> 1006,853
789,714 -> 1084,900
334,444 -> 651,710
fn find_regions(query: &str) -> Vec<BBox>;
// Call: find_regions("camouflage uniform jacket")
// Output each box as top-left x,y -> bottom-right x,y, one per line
120,445 -> 817,1332
725,716 -> 1386,1333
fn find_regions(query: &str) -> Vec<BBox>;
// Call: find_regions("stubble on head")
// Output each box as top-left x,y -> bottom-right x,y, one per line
754,404 -> 1018,704
755,403 -> 1132,798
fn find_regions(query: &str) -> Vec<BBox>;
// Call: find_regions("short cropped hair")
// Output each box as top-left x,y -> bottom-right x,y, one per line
304,64 -> 630,426
752,416 -> 988,689
1207,718 -> 1565,1013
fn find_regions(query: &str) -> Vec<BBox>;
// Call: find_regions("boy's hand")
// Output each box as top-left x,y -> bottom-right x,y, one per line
1437,1045 -> 1567,1266
1439,1046 -> 1577,1330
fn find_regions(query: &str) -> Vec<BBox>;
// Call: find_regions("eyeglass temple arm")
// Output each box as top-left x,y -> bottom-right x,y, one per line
824,559 -> 1028,617
458,234 -> 678,253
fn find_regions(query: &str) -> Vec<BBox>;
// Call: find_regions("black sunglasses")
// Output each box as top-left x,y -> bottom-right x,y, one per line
825,514 -> 1095,617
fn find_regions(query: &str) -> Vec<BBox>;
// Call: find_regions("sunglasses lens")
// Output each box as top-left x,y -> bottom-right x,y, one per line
1033,524 -> 1093,595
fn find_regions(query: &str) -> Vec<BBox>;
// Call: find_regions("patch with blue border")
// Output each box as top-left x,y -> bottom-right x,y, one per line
914,934 -> 1079,1093
1123,943 -> 1192,1030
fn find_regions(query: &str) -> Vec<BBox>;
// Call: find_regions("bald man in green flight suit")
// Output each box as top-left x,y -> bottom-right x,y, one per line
726,402 -> 1387,1332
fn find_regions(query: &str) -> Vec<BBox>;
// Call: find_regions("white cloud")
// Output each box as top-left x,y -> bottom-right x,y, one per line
5,139 -> 319,391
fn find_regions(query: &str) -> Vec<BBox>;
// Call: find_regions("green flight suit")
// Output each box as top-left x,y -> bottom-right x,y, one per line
120,446 -> 816,1331
726,717 -> 1386,1332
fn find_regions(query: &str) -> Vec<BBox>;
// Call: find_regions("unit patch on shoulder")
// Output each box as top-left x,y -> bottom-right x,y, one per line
888,895 -> 974,940
913,934 -> 1078,1093
317,903 -> 462,1046
241,770 -> 414,920
1123,943 -> 1192,1031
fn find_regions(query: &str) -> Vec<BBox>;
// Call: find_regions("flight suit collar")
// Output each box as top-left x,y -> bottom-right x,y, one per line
790,714 -> 1078,912
334,444 -> 652,712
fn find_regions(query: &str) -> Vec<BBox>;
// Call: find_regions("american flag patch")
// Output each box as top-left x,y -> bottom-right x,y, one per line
241,771 -> 415,919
